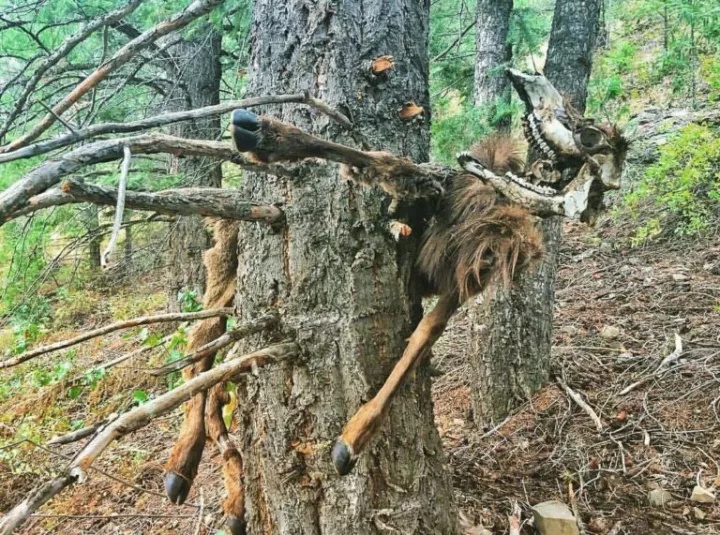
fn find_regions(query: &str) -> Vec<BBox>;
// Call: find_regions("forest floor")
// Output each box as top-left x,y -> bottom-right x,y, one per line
437,217 -> 720,534
1,217 -> 719,534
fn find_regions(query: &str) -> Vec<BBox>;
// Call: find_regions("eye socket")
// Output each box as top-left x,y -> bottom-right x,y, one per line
579,127 -> 605,148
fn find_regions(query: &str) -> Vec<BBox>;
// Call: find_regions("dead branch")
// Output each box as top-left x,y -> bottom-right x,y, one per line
59,180 -> 284,224
508,501 -> 522,535
0,93 -> 350,164
0,308 -> 234,369
0,134 -> 290,223
77,332 -> 175,377
1,343 -> 297,534
101,146 -> 131,268
556,377 -> 603,432
0,475 -> 76,535
618,334 -> 683,396
47,414 -> 117,446
1,0 -> 226,152
149,313 -> 279,376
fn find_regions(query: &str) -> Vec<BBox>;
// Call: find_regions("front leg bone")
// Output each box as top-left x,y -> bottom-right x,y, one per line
332,294 -> 459,475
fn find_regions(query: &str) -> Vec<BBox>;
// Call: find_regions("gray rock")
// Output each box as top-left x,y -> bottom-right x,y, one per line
648,488 -> 672,506
600,325 -> 621,339
531,501 -> 579,535
690,485 -> 715,503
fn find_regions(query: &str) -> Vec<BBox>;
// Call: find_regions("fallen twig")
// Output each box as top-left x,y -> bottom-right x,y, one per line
556,376 -> 603,431
619,334 -> 683,396
508,500 -> 521,535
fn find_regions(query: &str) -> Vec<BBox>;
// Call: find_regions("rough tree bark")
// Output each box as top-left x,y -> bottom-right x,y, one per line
473,0 -> 513,129
165,29 -> 222,309
230,1 -> 456,533
469,0 -> 602,424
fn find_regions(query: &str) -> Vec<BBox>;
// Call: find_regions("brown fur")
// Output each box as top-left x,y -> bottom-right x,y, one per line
468,134 -> 525,175
418,137 -> 543,302
165,220 -> 240,506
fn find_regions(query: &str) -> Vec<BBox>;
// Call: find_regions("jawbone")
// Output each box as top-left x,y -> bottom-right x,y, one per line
457,152 -> 594,220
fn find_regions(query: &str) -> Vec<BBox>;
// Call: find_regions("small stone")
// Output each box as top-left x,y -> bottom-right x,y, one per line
531,500 -> 579,535
561,325 -> 579,336
693,507 -> 706,520
587,517 -> 608,534
600,325 -> 620,339
672,273 -> 689,282
690,485 -> 715,503
648,488 -> 672,506
617,351 -> 634,362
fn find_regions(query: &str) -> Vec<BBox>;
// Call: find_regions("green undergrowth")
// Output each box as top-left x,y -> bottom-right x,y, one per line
623,123 -> 720,245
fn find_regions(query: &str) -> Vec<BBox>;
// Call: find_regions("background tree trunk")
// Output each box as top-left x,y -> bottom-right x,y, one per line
84,205 -> 101,268
232,1 -> 456,533
468,0 -> 602,425
165,29 -> 222,310
473,0 -> 513,129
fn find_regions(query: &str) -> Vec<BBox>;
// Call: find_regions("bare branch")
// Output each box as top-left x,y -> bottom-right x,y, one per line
47,414 -> 117,446
61,180 -> 284,224
1,0 -> 225,152
149,313 -> 280,376
0,93 -> 349,165
101,146 -> 131,268
0,343 -> 299,534
0,308 -> 234,370
556,377 -> 604,432
0,134 -> 290,224
0,475 -> 76,535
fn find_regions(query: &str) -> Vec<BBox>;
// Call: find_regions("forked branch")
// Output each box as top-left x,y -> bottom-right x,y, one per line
0,134 -> 291,224
0,308 -> 234,369
0,0 -> 226,152
9,181 -> 284,224
0,0 -> 144,141
0,342 -> 299,535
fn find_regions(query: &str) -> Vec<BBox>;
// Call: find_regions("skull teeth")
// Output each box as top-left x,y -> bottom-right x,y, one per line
458,151 -> 557,197
526,113 -> 557,162
505,172 -> 556,196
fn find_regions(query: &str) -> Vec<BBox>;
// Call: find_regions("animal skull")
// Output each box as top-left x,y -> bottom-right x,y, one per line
460,69 -> 628,221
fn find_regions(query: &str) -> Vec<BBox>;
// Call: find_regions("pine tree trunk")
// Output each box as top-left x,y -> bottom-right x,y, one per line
473,0 -> 513,129
232,1 -> 457,533
166,29 -> 222,310
469,0 -> 602,425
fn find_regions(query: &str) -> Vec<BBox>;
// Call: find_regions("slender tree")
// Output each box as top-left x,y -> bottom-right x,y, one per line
474,0 -> 514,129
165,29 -> 223,307
468,0 -> 603,423
225,1 -> 457,533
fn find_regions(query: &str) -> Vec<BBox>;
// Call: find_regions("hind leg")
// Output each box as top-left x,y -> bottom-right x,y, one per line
164,344 -> 219,504
332,294 -> 459,475
164,391 -> 208,504
206,384 -> 246,535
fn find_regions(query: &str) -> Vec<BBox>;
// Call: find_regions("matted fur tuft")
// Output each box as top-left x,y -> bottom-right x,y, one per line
418,136 -> 542,301
468,134 -> 526,176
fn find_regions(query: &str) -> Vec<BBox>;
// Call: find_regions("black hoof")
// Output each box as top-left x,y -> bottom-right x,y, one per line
331,438 -> 357,476
230,109 -> 260,152
226,515 -> 247,535
164,472 -> 191,505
